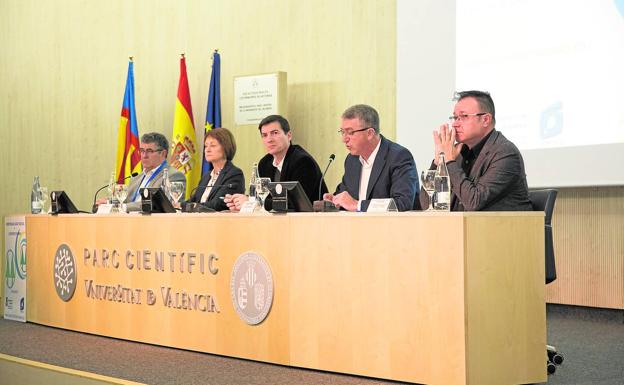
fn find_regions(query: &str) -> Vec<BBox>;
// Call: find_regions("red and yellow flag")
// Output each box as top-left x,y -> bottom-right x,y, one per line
115,60 -> 141,183
170,55 -> 200,199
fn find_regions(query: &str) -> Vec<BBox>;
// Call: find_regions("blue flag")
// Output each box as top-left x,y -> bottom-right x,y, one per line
202,51 -> 221,175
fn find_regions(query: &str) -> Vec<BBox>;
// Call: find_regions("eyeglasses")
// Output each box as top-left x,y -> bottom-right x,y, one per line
449,113 -> 487,122
139,148 -> 164,155
338,127 -> 372,137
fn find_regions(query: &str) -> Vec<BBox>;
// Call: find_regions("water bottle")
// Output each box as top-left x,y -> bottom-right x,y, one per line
31,176 -> 43,214
434,152 -> 451,210
108,171 -> 116,203
249,163 -> 258,199
162,167 -> 172,200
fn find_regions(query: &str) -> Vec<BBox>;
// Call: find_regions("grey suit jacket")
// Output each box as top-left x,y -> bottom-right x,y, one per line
335,135 -> 419,212
420,129 -> 532,211
124,163 -> 186,212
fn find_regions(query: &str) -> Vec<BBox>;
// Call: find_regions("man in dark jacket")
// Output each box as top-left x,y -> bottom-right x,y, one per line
225,115 -> 327,211
420,90 -> 532,211
324,104 -> 419,212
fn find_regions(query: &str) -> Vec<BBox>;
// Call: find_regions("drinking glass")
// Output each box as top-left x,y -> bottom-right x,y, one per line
39,187 -> 49,214
421,170 -> 436,211
169,181 -> 185,206
114,184 -> 128,203
113,184 -> 128,212
255,177 -> 271,211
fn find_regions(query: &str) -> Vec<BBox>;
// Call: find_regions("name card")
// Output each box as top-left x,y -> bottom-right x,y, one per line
367,199 -> 398,212
96,204 -> 114,214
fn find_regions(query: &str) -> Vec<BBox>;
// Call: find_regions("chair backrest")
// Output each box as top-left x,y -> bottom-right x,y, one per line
529,189 -> 558,284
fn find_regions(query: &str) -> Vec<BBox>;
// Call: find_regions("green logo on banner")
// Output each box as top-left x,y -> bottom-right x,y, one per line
5,229 -> 27,289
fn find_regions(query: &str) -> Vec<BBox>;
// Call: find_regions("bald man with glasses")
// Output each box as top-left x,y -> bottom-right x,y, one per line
323,104 -> 419,212
420,90 -> 531,211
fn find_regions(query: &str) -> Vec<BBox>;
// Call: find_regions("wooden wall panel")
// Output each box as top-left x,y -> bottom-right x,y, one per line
546,186 -> 624,309
0,1 -> 396,314
0,0 -> 396,216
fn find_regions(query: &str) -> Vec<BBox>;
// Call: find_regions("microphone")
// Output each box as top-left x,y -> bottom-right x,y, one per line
317,154 -> 335,201
313,154 -> 338,212
92,172 -> 138,213
182,182 -> 240,212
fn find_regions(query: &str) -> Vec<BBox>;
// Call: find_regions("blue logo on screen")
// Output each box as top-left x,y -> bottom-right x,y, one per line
615,0 -> 624,17
540,101 -> 563,139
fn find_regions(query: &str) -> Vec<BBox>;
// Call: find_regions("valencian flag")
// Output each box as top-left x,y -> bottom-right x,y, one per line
115,59 -> 142,184
170,54 -> 200,200
202,50 -> 221,175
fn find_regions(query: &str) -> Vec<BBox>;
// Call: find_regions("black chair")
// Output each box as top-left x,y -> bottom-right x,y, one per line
529,189 -> 564,375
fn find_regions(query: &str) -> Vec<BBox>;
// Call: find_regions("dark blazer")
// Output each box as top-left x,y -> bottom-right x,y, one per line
258,144 -> 328,203
189,161 -> 245,211
335,135 -> 419,212
420,129 -> 532,211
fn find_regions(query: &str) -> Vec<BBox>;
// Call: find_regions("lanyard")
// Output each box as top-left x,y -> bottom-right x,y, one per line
131,161 -> 167,202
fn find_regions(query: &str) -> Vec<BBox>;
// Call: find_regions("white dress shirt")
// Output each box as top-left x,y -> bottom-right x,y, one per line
357,139 -> 381,211
199,169 -> 220,203
272,156 -> 284,172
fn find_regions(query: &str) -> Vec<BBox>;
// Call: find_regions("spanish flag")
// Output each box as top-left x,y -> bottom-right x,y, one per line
170,55 -> 200,200
115,60 -> 141,184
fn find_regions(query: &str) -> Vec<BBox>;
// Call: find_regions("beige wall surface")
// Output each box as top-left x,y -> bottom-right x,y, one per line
0,0 -> 396,218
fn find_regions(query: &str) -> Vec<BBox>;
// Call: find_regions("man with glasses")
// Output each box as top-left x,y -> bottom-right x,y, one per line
323,104 -> 419,212
124,132 -> 186,211
420,90 -> 531,211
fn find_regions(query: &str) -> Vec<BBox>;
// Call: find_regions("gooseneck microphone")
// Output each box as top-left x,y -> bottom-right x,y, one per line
313,154 -> 338,212
318,154 -> 335,201
91,172 -> 139,213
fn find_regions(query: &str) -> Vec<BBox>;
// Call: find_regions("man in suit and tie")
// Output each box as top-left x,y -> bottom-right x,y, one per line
124,132 -> 186,212
419,90 -> 532,211
323,104 -> 419,212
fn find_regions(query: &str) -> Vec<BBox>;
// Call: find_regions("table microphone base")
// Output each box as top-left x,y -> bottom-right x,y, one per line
313,200 -> 339,212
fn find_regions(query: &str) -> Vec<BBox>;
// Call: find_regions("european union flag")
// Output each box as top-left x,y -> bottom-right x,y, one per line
202,50 -> 221,175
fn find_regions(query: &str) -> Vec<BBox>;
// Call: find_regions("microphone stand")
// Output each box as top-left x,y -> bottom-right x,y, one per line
313,154 -> 339,212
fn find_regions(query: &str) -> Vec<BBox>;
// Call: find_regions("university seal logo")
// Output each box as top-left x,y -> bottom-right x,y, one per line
230,252 -> 274,325
53,244 -> 77,302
